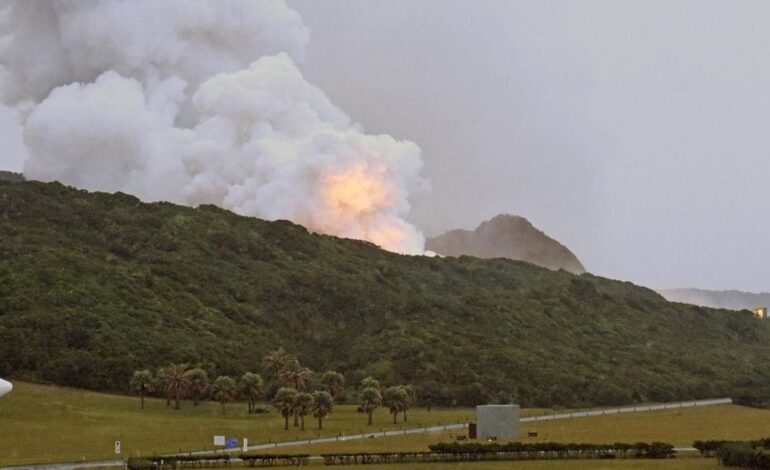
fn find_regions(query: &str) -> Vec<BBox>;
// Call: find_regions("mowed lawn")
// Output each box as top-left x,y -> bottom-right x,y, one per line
3,382 -> 770,467
46,457 -> 722,470
517,404 -> 770,447
266,404 -> 770,455
0,381 -> 475,465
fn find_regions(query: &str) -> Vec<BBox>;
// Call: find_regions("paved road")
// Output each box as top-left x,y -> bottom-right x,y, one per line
1,398 -> 730,470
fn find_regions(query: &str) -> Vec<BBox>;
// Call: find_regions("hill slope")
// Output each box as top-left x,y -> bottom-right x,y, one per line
2,181 -> 770,407
660,288 -> 770,311
426,215 -> 585,274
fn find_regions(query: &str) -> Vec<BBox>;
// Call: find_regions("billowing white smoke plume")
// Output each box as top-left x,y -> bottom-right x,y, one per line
0,0 -> 427,254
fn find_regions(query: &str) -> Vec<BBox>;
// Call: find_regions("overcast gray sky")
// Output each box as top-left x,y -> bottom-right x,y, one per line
289,0 -> 770,292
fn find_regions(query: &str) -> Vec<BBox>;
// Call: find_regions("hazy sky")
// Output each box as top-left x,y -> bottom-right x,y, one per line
289,0 -> 770,292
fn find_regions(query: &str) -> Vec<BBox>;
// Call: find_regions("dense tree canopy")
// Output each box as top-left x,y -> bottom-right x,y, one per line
3,181 -> 770,408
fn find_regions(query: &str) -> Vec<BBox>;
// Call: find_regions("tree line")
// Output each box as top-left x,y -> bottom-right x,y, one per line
129,348 -> 416,428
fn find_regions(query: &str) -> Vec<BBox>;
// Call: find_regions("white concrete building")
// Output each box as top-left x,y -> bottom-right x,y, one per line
476,404 -> 520,439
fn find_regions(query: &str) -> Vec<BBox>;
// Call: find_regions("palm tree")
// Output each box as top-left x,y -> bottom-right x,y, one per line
312,391 -> 333,429
294,392 -> 314,431
384,386 -> 408,424
273,387 -> 298,430
403,385 -> 417,423
321,371 -> 345,400
278,361 -> 313,391
129,370 -> 154,410
163,363 -> 191,410
211,376 -> 237,415
361,387 -> 382,426
262,348 -> 297,379
155,366 -> 172,407
360,376 -> 380,391
185,368 -> 209,407
240,372 -> 263,414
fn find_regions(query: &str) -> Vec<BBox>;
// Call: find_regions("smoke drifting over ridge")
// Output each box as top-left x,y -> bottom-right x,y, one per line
0,0 -> 427,254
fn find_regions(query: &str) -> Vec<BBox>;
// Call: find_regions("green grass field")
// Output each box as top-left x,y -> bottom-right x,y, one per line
3,381 -> 770,467
0,382 -> 475,465
517,403 -> 770,446
64,458 -> 722,469
263,403 -> 770,456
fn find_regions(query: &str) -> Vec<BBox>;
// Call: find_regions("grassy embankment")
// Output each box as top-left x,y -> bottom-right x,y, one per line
263,402 -> 770,457
5,382 -> 770,467
0,381 -> 475,465
256,400 -> 770,469
263,402 -> 770,454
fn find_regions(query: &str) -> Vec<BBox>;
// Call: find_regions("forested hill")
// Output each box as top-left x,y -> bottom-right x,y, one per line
2,180 -> 770,408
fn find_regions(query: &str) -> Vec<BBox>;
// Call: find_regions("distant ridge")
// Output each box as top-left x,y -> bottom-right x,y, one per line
659,288 -> 770,311
426,214 -> 585,274
0,171 -> 24,183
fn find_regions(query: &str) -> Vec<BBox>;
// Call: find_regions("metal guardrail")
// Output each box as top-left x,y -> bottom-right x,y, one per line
520,398 -> 732,423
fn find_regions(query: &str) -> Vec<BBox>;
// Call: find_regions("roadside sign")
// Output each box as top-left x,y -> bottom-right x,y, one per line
115,441 -> 121,455
214,435 -> 225,446
243,438 -> 248,452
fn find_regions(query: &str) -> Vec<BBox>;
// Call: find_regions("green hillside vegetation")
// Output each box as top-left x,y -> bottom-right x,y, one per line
2,180 -> 770,406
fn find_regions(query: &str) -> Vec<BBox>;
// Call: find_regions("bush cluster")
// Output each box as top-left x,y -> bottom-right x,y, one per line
128,454 -> 230,469
238,454 -> 309,466
320,441 -> 675,465
428,441 -> 675,459
717,444 -> 770,469
694,439 -> 734,457
694,438 -> 770,468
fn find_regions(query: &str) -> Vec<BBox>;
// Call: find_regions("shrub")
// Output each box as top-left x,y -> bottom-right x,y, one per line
127,458 -> 154,470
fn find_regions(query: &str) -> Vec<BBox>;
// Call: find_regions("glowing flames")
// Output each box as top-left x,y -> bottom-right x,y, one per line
312,161 -> 411,253
323,162 -> 392,217
365,222 -> 410,254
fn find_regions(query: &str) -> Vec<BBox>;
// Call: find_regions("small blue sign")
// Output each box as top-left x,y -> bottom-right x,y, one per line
226,438 -> 238,449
